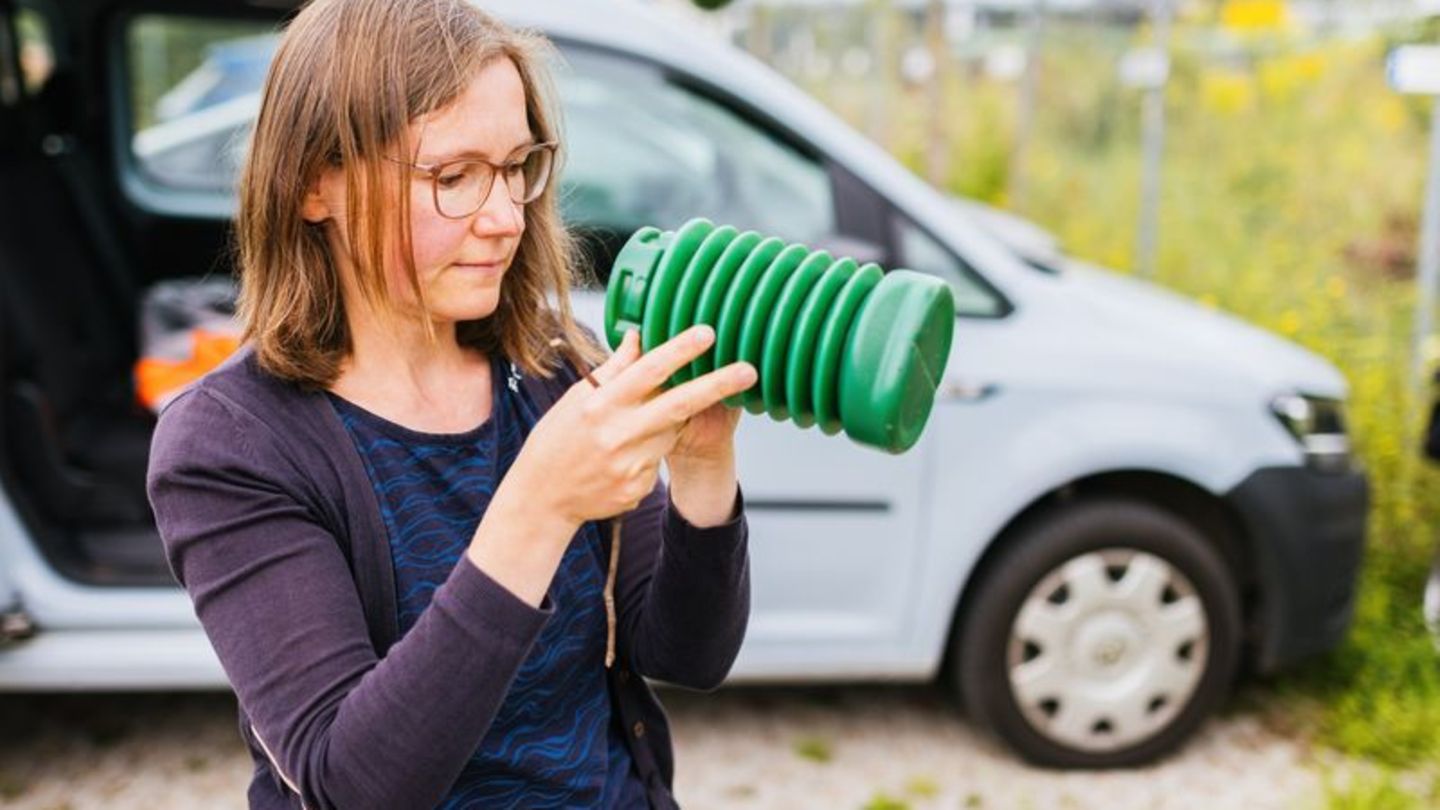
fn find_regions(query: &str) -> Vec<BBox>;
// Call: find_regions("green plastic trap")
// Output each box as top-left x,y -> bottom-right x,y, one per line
604,217 -> 956,454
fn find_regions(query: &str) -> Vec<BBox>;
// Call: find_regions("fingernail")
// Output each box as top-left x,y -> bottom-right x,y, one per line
693,325 -> 715,345
736,363 -> 757,385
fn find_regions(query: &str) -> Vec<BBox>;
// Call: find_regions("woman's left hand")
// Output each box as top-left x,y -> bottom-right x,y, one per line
667,398 -> 744,470
665,382 -> 751,528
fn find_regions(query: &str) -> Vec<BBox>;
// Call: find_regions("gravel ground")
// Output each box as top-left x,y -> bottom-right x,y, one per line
0,684 -> 1341,810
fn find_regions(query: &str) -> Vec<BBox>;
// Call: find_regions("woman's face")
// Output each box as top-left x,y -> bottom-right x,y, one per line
306,57 -> 533,328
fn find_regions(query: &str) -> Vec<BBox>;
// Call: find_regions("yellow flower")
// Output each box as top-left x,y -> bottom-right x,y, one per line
1221,0 -> 1289,32
1259,53 -> 1326,100
1278,310 -> 1302,336
1201,71 -> 1256,115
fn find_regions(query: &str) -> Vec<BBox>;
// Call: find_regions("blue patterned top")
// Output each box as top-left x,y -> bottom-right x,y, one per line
326,354 -> 649,808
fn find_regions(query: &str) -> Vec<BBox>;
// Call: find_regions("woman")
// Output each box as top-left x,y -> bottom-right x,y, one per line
145,0 -> 757,807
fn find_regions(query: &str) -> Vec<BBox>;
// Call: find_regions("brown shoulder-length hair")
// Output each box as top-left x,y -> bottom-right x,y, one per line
235,0 -> 605,390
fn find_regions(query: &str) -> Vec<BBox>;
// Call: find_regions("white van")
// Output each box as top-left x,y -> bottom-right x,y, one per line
0,0 -> 1366,768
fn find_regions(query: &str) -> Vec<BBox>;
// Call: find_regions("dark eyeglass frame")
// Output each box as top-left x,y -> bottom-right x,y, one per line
384,141 -> 558,219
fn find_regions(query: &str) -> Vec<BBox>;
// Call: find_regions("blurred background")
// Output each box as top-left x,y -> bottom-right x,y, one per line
5,0 -> 1440,808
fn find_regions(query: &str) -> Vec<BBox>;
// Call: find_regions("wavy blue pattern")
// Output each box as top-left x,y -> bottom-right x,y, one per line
328,356 -> 648,809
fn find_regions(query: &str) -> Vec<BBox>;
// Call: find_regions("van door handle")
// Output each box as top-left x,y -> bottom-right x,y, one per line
939,377 -> 1000,403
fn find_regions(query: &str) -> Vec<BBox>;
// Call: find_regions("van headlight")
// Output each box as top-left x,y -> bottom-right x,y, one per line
1270,393 -> 1351,473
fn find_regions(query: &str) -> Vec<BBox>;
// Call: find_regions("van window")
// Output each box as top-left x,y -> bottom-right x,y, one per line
114,24 -> 839,249
896,216 -> 1009,318
554,48 -> 835,250
124,15 -> 276,191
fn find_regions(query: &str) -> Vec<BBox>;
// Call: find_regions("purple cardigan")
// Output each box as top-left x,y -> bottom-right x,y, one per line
146,344 -> 750,810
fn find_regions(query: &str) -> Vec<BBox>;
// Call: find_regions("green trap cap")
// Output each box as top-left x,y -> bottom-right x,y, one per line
838,270 -> 955,454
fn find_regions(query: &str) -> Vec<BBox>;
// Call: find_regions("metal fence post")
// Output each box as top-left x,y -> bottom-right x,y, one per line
1389,46 -> 1440,391
1135,0 -> 1172,278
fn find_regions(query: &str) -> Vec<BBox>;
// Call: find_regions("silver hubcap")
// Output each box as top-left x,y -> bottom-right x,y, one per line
1006,548 -> 1208,753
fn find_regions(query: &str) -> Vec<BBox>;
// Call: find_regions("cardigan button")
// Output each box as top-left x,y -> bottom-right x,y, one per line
617,668 -> 630,684
632,721 -> 646,738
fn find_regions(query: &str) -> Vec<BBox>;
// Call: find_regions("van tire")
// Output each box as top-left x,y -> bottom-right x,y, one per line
948,498 -> 1241,768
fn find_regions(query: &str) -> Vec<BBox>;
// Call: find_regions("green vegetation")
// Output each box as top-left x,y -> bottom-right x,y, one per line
793,734 -> 835,763
1321,769 -> 1438,810
904,775 -> 940,799
861,792 -> 911,810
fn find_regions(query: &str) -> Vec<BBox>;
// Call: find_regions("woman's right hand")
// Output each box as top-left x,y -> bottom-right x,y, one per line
506,324 -> 757,527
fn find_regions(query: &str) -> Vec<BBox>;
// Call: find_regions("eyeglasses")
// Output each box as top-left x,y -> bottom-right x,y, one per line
385,141 -> 557,219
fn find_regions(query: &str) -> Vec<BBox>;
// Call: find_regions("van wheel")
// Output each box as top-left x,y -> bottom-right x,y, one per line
948,499 -> 1241,768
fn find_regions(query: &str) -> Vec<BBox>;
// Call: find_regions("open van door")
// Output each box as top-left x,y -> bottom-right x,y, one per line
0,0 -> 226,689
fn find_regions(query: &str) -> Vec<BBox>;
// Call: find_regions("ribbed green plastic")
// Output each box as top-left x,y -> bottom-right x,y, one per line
604,217 -> 956,454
